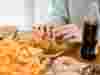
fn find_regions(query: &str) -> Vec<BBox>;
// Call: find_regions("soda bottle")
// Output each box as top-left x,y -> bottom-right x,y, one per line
80,17 -> 98,60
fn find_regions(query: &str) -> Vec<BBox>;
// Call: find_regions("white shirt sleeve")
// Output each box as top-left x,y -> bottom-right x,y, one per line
33,16 -> 66,25
35,0 -> 66,25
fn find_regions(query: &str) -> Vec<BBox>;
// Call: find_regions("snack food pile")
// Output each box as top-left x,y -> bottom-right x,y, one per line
0,40 -> 42,75
0,24 -> 98,75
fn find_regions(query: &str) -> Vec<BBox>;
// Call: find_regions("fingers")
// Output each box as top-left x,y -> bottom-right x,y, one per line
54,24 -> 77,32
32,24 -> 80,41
55,24 -> 80,40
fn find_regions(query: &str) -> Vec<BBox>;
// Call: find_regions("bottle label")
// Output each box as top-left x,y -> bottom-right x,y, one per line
80,47 -> 96,60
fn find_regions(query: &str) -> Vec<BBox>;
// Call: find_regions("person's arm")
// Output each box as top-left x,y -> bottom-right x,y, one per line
48,0 -> 65,16
47,0 -> 68,24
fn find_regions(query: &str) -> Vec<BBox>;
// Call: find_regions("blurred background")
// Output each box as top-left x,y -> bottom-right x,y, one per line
0,0 -> 97,31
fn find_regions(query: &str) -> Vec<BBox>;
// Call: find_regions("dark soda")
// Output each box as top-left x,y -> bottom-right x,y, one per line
80,20 -> 97,60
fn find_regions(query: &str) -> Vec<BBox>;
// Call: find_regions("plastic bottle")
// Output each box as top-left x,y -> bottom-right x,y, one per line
80,18 -> 97,60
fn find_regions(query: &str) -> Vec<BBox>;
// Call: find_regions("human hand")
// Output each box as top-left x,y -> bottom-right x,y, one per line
32,24 -> 81,42
54,24 -> 80,42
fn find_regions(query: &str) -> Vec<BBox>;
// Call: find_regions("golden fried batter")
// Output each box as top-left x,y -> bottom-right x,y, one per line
0,39 -> 44,75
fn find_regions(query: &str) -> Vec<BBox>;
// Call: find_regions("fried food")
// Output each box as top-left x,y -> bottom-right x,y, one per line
16,46 -> 43,64
0,40 -> 17,73
0,40 -> 44,75
39,40 -> 50,50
